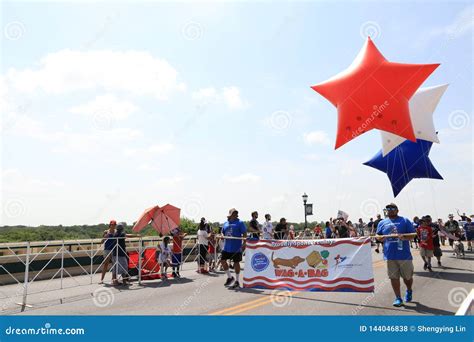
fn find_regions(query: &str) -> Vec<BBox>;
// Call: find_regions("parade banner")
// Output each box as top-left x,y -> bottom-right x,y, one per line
243,237 -> 374,292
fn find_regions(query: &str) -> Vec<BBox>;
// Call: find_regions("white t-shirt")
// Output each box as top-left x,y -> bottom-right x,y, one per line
158,241 -> 172,262
197,229 -> 208,246
262,221 -> 273,240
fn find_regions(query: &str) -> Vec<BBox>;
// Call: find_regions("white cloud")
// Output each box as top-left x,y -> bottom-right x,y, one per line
425,5 -> 473,40
2,169 -> 65,193
303,130 -> 330,145
69,94 -> 138,121
224,173 -> 261,183
124,143 -> 175,158
51,128 -> 143,154
6,50 -> 186,100
222,86 -> 247,110
192,86 -> 248,110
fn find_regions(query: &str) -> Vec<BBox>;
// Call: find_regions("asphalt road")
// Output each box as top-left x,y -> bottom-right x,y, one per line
9,245 -> 474,316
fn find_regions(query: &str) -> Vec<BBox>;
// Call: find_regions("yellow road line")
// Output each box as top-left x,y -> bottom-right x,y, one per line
210,296 -> 270,315
223,297 -> 274,315
210,255 -> 400,315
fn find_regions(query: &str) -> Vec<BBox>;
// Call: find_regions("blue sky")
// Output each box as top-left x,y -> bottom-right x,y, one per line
1,1 -> 472,226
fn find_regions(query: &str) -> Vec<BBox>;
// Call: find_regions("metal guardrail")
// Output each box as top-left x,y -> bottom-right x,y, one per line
0,236 -> 211,312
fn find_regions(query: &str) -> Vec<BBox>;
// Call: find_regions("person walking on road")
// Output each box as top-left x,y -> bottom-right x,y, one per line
416,216 -> 434,272
445,214 -> 461,254
376,203 -> 416,307
197,223 -> 209,274
464,217 -> 474,252
372,214 -> 383,253
221,208 -> 247,289
248,211 -> 260,240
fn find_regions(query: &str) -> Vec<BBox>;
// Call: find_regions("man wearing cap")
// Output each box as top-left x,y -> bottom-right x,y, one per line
444,214 -> 460,254
376,203 -> 416,307
221,208 -> 247,289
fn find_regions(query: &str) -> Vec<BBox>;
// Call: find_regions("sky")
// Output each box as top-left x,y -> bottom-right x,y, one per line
0,1 -> 472,226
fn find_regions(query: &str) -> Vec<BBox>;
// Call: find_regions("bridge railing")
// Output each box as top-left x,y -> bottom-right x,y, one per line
0,236 -> 211,312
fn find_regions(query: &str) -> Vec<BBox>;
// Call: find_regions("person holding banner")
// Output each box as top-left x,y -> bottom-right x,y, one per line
376,203 -> 416,307
221,208 -> 247,289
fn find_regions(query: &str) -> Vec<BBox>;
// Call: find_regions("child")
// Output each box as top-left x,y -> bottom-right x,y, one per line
171,227 -> 186,278
416,216 -> 434,272
158,236 -> 172,280
208,230 -> 216,272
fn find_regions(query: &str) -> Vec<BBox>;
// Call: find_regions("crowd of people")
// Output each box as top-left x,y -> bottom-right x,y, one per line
99,206 -> 473,301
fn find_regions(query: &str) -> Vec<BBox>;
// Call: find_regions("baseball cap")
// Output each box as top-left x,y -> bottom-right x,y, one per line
385,203 -> 398,210
109,220 -> 117,226
448,214 -> 454,218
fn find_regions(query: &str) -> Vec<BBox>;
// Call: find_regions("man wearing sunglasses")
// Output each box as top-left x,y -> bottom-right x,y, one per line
376,203 -> 416,307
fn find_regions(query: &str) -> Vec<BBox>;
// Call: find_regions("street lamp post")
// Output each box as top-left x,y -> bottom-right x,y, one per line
302,193 -> 308,229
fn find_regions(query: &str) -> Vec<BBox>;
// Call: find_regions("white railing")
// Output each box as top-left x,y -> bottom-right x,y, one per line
0,236 -> 206,312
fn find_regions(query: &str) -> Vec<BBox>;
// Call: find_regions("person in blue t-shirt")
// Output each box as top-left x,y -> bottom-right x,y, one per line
376,203 -> 416,307
464,217 -> 474,251
221,208 -> 247,289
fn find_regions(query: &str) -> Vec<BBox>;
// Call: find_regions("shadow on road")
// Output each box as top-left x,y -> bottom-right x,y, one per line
403,301 -> 454,315
414,271 -> 474,283
138,278 -> 194,288
237,288 -> 421,314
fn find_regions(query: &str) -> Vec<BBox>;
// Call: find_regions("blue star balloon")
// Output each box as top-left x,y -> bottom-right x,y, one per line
363,138 -> 443,197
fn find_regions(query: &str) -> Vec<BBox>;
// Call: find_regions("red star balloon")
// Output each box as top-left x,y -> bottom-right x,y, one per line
311,37 -> 439,149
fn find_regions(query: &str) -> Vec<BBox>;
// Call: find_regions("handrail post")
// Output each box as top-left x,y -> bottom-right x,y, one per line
60,240 -> 64,289
21,241 -> 30,310
90,240 -> 93,284
138,237 -> 142,285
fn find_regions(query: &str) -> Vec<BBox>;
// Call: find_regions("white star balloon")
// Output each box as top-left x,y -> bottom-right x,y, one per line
380,84 -> 449,156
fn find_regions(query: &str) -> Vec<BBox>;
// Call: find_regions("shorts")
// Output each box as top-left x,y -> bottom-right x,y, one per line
103,249 -> 113,263
221,251 -> 242,263
419,247 -> 434,258
198,244 -> 208,266
433,246 -> 442,257
386,259 -> 414,280
172,253 -> 181,266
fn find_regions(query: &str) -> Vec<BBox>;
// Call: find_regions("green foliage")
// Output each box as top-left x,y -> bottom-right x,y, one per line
0,217 -> 320,243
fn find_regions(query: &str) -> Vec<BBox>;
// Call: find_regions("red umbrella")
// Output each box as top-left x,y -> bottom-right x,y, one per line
132,204 -> 181,235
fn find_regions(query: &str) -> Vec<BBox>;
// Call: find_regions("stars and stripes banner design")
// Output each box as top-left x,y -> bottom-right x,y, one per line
243,237 -> 375,292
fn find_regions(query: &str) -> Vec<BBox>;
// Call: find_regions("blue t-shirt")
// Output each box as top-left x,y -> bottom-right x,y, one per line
222,219 -> 247,253
325,227 -> 332,238
376,216 -> 415,260
104,232 -> 116,251
464,222 -> 474,240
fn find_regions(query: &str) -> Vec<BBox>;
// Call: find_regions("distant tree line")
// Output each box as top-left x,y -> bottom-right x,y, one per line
0,218 -> 323,243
